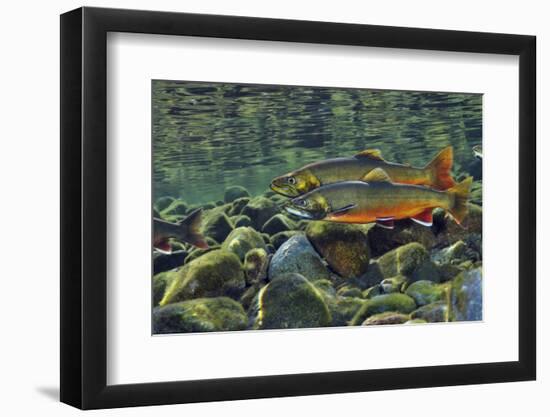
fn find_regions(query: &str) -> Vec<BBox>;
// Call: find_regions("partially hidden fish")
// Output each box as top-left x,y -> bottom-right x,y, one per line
283,168 -> 472,228
153,208 -> 208,253
270,146 -> 455,198
472,145 -> 482,159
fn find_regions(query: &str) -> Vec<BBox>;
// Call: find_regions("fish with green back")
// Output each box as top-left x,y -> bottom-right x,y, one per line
153,208 -> 208,253
283,168 -> 472,229
270,146 -> 455,197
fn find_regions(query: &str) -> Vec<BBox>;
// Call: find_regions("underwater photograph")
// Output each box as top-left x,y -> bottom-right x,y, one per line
151,80 -> 483,334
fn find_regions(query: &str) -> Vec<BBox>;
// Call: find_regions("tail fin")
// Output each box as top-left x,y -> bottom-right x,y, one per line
179,208 -> 209,249
447,176 -> 473,225
425,146 -> 456,190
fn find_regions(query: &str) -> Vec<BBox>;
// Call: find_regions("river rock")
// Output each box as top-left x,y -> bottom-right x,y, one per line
153,297 -> 247,333
159,249 -> 245,305
244,248 -> 269,285
433,203 -> 482,246
270,231 -> 299,249
449,268 -> 482,321
231,214 -> 252,228
366,220 -> 437,256
306,221 -> 370,278
202,210 -> 234,243
160,199 -> 188,219
241,196 -> 279,230
268,234 -> 330,282
362,311 -> 410,326
261,214 -> 296,235
350,293 -> 417,325
250,273 -> 331,329
228,197 -> 251,216
411,301 -> 448,323
405,280 -> 447,306
221,227 -> 267,261
155,196 -> 176,212
224,185 -> 250,203
153,270 -> 178,306
380,275 -> 407,294
337,285 -> 363,298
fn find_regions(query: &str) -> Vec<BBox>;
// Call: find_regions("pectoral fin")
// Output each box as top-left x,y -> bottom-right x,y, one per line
411,209 -> 433,227
329,204 -> 357,217
362,168 -> 392,183
354,149 -> 384,161
376,218 -> 395,229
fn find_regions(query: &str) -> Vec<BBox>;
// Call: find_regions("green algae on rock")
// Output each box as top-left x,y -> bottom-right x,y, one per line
224,185 -> 250,203
153,297 -> 247,333
160,249 -> 245,306
203,210 -> 234,243
374,242 -> 440,283
250,273 -> 331,329
405,280 -> 447,307
244,248 -> 270,285
410,301 -> 449,323
350,293 -> 417,325
449,268 -> 482,321
362,311 -> 410,326
160,199 -> 188,217
270,231 -> 299,250
306,221 -> 370,279
262,214 -> 297,235
221,226 -> 267,261
155,196 -> 176,212
153,270 -> 179,307
241,196 -> 279,230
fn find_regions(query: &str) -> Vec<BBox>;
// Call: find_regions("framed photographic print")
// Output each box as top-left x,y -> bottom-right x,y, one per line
60,6 -> 536,409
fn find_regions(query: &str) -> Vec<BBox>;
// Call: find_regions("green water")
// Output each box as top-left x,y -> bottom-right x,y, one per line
152,80 -> 482,204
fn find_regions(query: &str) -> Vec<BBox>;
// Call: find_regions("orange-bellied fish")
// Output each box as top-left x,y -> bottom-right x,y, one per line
270,146 -> 455,198
153,208 -> 208,253
283,168 -> 472,228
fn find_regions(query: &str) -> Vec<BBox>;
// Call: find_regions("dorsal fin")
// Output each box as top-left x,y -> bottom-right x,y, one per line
354,149 -> 384,161
362,168 -> 392,183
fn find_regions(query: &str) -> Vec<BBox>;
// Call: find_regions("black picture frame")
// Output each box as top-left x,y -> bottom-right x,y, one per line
60,6 -> 536,410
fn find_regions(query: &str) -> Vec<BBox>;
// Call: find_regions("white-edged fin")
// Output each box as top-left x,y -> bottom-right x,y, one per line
410,209 -> 434,227
376,219 -> 395,229
154,240 -> 172,254
329,204 -> 357,217
411,218 -> 433,227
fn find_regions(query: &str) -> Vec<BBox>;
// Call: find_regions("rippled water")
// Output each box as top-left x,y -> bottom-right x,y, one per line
153,80 -> 482,204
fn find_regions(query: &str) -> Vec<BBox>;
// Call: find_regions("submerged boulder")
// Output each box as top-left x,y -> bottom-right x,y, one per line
449,268 -> 482,322
224,185 -> 250,203
231,214 -> 252,228
241,196 -> 279,230
159,249 -> 245,305
270,231 -> 299,250
261,214 -> 296,235
203,210 -> 234,243
411,301 -> 448,323
153,297 -> 247,334
160,199 -> 188,217
350,293 -> 417,325
362,311 -> 410,326
155,196 -> 175,212
250,273 -> 331,329
268,234 -> 330,282
228,197 -> 251,216
405,280 -> 447,307
366,220 -> 436,256
222,227 -> 267,261
153,270 -> 178,307
153,250 -> 187,275
244,248 -> 270,285
306,221 -> 370,279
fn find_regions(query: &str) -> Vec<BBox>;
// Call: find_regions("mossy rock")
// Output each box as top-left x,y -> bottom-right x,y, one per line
184,245 -> 219,264
261,214 -> 297,235
160,249 -> 245,305
250,273 -> 331,329
337,285 -> 363,298
160,199 -> 188,216
362,284 -> 383,299
268,234 -> 330,282
239,284 -> 263,311
224,185 -> 250,203
261,233 -> 271,244
231,214 -> 252,228
153,208 -> 161,218
350,293 -> 417,325
244,248 -> 269,285
202,202 -> 216,210
155,196 -> 176,212
362,311 -> 410,326
270,231 -> 299,249
222,227 -> 267,261
203,210 -> 234,243
411,301 -> 448,323
306,221 -> 370,279
241,196 -> 279,230
153,297 -> 247,334
330,297 -> 365,326
375,242 -> 440,283
311,279 -> 337,297
153,270 -> 178,306
405,280 -> 447,307
380,275 -> 407,294
228,197 -> 251,216
404,319 -> 428,324
449,268 -> 482,321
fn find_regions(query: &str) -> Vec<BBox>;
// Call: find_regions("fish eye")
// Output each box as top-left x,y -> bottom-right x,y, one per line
298,199 -> 308,207
287,176 -> 296,185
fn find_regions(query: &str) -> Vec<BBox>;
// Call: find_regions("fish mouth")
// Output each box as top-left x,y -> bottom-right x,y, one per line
270,182 -> 299,198
283,205 -> 314,219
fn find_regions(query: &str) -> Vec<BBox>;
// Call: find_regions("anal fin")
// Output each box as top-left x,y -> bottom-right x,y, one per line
411,209 -> 433,227
154,239 -> 172,254
376,218 -> 395,229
